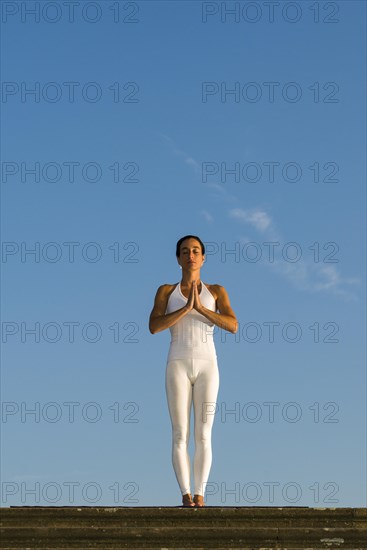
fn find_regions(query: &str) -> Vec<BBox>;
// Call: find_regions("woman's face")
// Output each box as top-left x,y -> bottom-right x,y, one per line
178,238 -> 205,269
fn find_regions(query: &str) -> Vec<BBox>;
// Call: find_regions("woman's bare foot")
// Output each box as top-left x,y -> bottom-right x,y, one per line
193,494 -> 205,507
182,493 -> 195,507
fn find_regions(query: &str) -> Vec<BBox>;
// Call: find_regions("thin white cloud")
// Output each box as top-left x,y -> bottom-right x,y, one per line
185,156 -> 201,174
200,209 -> 214,223
159,133 -> 202,175
204,182 -> 227,194
231,207 -> 361,301
158,132 -> 240,203
230,208 -> 272,232
238,235 -> 253,244
158,134 -> 360,300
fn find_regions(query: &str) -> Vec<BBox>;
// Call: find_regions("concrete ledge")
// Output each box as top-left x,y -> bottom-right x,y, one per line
0,506 -> 366,549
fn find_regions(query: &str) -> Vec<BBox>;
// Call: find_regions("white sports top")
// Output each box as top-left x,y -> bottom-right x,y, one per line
165,282 -> 217,362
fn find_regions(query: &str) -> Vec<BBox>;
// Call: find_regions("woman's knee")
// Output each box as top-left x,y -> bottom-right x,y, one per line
172,426 -> 189,446
194,424 -> 213,444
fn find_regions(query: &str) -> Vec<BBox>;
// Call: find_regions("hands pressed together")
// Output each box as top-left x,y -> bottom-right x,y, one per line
185,280 -> 204,314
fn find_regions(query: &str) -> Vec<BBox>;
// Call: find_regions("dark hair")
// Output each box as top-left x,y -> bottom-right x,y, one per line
176,235 -> 205,257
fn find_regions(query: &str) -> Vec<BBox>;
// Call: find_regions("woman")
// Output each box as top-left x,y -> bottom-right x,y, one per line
149,235 -> 238,507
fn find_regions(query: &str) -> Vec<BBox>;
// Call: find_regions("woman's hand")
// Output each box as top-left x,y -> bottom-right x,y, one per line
185,282 -> 195,311
185,281 -> 204,313
193,281 -> 204,313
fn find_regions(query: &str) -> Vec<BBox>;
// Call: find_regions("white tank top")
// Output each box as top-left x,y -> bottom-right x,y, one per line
165,282 -> 217,362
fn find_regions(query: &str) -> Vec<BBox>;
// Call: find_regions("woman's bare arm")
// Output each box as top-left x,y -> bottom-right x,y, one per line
149,285 -> 190,334
196,285 -> 238,334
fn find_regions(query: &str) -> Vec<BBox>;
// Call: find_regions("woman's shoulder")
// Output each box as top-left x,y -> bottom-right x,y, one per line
156,283 -> 178,295
205,283 -> 223,300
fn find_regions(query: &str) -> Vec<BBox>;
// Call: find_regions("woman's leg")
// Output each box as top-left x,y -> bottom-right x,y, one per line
165,359 -> 193,496
192,358 -> 220,497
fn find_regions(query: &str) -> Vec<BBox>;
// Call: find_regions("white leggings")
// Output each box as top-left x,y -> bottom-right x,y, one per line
165,357 -> 220,497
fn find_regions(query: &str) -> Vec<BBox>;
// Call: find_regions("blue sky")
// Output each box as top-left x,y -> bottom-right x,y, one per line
1,0 -> 366,507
